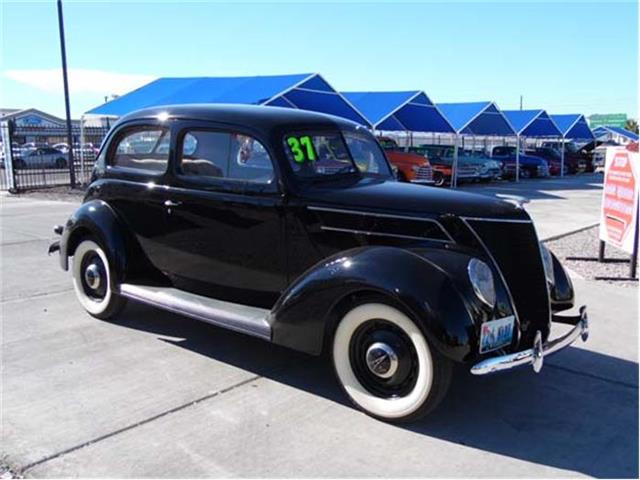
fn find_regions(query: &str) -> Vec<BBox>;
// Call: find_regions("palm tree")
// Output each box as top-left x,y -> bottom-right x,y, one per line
624,119 -> 638,134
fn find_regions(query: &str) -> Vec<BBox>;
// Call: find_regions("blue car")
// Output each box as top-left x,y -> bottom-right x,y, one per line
491,146 -> 550,179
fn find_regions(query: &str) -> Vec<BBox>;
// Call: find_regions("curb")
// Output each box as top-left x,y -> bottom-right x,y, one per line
541,222 -> 599,243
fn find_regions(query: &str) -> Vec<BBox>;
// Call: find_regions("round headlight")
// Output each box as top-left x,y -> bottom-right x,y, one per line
540,242 -> 555,285
467,258 -> 496,308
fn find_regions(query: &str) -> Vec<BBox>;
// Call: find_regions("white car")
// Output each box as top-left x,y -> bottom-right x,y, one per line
14,147 -> 68,169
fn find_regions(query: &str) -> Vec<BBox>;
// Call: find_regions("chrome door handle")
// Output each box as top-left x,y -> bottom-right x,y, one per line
164,200 -> 182,207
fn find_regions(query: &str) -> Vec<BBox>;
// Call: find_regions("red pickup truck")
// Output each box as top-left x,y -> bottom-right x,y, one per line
377,137 -> 434,185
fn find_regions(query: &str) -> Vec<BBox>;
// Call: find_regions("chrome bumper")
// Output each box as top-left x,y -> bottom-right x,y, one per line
471,306 -> 589,375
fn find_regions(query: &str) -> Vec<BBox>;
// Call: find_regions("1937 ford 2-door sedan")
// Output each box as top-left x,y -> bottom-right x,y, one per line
50,105 -> 589,422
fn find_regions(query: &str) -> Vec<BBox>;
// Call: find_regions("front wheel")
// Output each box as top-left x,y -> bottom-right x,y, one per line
332,302 -> 452,422
55,158 -> 67,169
72,239 -> 127,320
433,172 -> 446,187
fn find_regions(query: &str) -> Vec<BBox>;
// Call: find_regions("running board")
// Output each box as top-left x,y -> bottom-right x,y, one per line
119,283 -> 272,340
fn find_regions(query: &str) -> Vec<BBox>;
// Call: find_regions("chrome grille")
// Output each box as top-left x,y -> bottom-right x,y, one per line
415,165 -> 433,182
467,219 -> 551,347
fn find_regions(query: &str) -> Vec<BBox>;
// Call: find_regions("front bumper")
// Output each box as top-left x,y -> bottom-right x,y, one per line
471,306 -> 588,375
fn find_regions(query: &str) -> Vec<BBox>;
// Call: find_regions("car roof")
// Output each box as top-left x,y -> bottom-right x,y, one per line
117,104 -> 363,133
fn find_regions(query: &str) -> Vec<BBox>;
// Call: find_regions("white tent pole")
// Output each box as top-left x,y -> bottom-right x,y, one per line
452,133 -> 460,188
560,134 -> 565,177
80,114 -> 85,185
515,134 -> 520,182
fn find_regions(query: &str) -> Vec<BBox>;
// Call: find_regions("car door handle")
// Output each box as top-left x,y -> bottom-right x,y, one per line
164,200 -> 182,207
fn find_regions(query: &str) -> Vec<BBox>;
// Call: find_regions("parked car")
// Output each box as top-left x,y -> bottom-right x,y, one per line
540,141 -> 592,173
50,105 -> 588,422
377,137 -> 434,185
412,145 -> 482,186
527,147 -> 568,176
13,147 -> 68,169
53,142 -> 101,158
491,146 -> 550,179
463,150 -> 503,182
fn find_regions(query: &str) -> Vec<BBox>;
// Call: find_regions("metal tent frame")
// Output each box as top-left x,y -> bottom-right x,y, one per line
503,109 -> 563,180
550,114 -> 595,175
437,102 -> 516,187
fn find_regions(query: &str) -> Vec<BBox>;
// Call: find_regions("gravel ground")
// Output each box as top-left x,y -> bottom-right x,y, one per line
0,460 -> 22,479
546,225 -> 639,287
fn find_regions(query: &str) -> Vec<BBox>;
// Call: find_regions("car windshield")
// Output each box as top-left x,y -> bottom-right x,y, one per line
283,131 -> 392,180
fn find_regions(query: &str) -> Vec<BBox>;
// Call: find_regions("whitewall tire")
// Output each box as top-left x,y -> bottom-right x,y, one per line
332,302 -> 451,422
72,239 -> 126,319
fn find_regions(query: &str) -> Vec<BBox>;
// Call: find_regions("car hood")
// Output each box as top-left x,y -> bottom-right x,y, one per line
302,178 -> 530,221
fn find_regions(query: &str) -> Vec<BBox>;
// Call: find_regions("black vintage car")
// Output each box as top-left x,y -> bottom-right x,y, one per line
50,105 -> 588,422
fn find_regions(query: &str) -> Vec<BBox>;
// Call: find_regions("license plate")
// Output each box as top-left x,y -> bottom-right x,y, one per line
480,316 -> 515,353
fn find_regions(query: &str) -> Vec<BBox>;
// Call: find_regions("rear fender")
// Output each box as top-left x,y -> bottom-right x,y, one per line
270,246 -> 480,362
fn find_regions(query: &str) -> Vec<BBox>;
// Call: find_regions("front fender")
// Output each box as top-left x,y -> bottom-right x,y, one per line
59,200 -> 129,287
270,246 -> 481,362
549,251 -> 574,312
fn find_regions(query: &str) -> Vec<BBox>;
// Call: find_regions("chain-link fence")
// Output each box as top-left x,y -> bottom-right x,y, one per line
1,121 -> 110,192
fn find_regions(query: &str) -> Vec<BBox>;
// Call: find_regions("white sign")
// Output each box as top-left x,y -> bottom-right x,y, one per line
599,146 -> 639,254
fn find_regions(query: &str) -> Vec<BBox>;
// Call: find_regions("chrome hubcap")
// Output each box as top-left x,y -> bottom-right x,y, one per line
84,263 -> 102,290
365,342 -> 398,379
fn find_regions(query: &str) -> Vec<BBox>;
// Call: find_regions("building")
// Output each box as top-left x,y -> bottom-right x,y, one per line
0,108 -> 111,146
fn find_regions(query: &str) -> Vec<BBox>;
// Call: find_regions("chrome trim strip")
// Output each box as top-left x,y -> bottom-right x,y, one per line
320,225 -> 451,243
461,216 -> 533,224
471,306 -> 588,375
460,218 -> 523,340
120,283 -> 271,340
308,206 -> 455,242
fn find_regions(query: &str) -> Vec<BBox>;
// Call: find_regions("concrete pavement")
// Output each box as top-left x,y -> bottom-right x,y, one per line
1,180 -> 637,478
461,174 -> 604,240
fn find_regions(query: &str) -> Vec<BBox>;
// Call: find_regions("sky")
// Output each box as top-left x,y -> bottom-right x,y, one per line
1,0 -> 638,120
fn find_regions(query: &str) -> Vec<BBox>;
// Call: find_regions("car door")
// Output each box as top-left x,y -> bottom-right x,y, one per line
158,121 -> 286,309
99,122 -> 173,273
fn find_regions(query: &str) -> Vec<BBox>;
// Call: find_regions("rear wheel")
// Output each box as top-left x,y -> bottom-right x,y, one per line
332,302 -> 452,422
72,239 -> 127,320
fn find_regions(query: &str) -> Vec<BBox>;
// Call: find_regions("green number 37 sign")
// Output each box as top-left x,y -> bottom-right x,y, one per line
287,135 -> 317,164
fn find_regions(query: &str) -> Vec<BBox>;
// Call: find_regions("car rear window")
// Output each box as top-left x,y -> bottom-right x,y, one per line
111,127 -> 170,173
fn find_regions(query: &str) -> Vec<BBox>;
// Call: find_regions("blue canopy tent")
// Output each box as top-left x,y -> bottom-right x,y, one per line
436,101 -> 516,186
551,114 -> 594,140
593,125 -> 639,143
551,114 -> 594,178
85,73 -> 370,127
503,109 -> 563,179
341,91 -> 454,133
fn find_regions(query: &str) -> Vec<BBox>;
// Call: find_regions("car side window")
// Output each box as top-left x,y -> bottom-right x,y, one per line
179,130 -> 274,184
111,127 -> 169,173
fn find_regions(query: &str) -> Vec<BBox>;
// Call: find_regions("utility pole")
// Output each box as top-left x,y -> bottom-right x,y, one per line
57,0 -> 76,187
520,95 -> 523,110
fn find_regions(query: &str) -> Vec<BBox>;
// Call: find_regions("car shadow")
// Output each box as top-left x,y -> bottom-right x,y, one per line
114,302 -> 638,478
